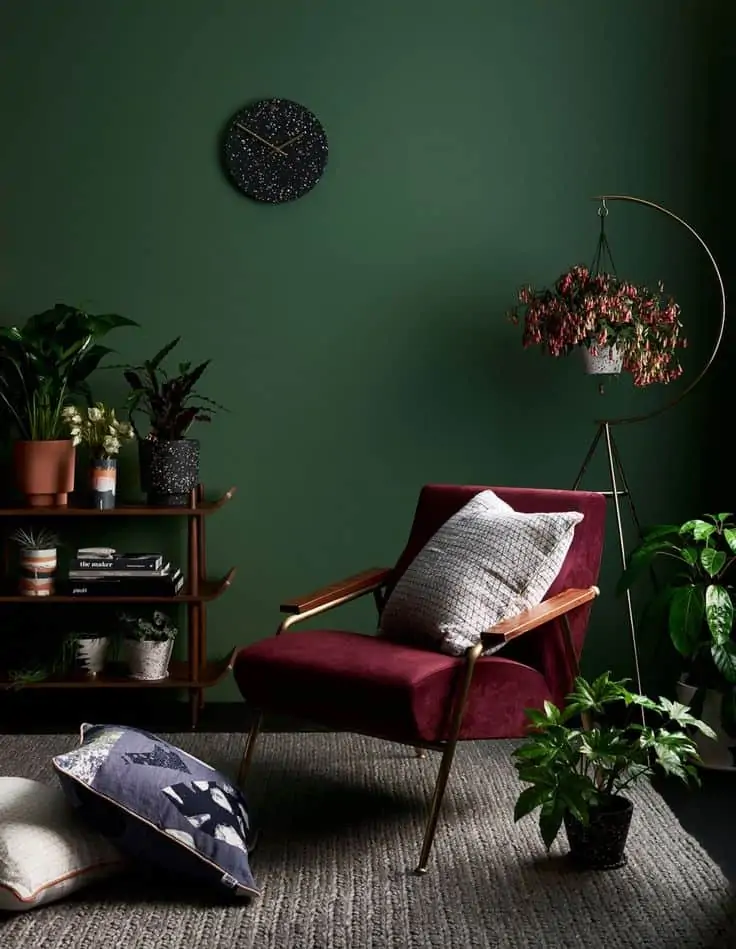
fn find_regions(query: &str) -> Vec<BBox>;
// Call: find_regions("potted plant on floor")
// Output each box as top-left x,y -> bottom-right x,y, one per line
119,610 -> 178,680
618,512 -> 736,769
506,264 -> 686,386
0,304 -> 138,506
118,337 -> 224,506
9,526 -> 60,597
62,403 -> 134,509
513,673 -> 713,869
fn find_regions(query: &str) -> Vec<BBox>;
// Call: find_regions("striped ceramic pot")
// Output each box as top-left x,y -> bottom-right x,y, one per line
19,547 -> 57,596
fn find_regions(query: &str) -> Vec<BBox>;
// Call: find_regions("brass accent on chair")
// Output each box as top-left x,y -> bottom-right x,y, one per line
236,569 -> 600,874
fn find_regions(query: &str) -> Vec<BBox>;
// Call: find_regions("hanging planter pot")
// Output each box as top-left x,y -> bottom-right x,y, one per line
564,795 -> 634,870
90,456 -> 117,510
13,439 -> 75,508
580,343 -> 623,376
138,438 -> 200,507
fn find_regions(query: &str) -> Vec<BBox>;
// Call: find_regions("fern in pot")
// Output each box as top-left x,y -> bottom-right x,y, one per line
618,512 -> 736,770
118,337 -> 224,506
513,673 -> 712,870
119,610 -> 177,681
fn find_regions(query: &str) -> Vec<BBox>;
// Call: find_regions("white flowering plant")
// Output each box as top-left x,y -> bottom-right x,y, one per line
62,402 -> 134,458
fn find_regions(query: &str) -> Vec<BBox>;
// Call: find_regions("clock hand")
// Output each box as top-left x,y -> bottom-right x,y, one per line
235,122 -> 287,156
280,133 -> 304,149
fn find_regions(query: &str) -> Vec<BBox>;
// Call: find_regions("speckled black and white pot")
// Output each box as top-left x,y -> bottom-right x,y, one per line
138,438 -> 200,507
564,796 -> 633,870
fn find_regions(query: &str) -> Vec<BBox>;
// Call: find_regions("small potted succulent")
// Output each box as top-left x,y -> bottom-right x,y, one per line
62,402 -> 134,509
9,526 -> 60,596
513,673 -> 713,870
0,303 -> 137,506
119,610 -> 178,680
507,264 -> 686,387
119,337 -> 224,506
618,513 -> 736,769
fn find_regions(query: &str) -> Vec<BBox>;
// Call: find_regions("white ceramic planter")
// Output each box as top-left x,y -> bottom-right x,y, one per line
124,638 -> 174,681
581,344 -> 623,375
74,637 -> 110,677
676,681 -> 736,771
18,547 -> 57,596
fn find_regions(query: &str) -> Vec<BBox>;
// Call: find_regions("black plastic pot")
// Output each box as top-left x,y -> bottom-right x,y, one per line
138,438 -> 200,507
564,795 -> 633,870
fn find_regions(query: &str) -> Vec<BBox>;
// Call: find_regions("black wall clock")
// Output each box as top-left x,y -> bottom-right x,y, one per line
222,98 -> 329,204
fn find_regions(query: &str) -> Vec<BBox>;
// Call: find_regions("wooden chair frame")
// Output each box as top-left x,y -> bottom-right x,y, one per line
237,567 -> 599,875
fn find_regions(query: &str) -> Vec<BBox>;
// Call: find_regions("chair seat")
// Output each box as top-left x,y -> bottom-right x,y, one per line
233,630 -> 552,744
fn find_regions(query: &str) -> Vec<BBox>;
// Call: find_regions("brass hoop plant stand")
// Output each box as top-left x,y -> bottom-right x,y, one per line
572,195 -> 727,696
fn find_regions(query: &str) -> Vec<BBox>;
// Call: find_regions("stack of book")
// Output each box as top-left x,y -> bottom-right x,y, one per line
66,547 -> 185,597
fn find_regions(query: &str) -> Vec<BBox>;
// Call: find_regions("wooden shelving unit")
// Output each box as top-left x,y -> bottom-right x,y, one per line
0,484 -> 237,728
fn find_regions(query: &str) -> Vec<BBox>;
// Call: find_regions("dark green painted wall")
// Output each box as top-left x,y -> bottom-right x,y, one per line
0,1 -> 729,700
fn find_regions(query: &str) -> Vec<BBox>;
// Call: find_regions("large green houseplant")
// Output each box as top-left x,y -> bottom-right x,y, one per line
0,304 -> 137,507
119,336 -> 224,506
513,673 -> 712,869
618,512 -> 736,768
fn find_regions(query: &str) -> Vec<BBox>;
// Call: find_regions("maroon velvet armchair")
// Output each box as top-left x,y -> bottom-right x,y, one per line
233,485 -> 606,874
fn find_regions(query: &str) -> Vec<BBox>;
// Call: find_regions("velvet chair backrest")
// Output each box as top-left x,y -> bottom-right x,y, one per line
388,485 -> 607,701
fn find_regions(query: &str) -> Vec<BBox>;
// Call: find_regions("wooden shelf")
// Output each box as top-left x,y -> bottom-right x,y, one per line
0,651 -> 237,691
0,570 -> 236,604
0,487 -> 236,517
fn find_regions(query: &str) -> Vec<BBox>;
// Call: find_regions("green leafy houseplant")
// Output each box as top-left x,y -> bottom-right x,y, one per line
119,337 -> 223,441
618,513 -> 736,732
0,304 -> 138,440
513,674 -> 713,861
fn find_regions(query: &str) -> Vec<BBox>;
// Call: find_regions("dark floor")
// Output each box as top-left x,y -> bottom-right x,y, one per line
2,694 -> 735,886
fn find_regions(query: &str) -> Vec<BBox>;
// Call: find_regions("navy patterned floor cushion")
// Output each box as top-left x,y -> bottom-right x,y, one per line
52,724 -> 259,898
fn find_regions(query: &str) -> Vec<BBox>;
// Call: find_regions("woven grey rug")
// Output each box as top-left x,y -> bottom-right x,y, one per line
1,731 -> 734,949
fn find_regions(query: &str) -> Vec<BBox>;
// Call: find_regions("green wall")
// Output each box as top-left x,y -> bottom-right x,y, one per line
0,1 -> 728,700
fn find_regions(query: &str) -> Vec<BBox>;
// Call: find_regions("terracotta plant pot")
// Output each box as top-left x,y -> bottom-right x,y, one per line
13,440 -> 75,507
564,795 -> 633,870
90,457 -> 117,510
18,547 -> 57,597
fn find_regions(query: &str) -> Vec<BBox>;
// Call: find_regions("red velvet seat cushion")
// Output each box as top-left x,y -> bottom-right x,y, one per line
233,629 -> 552,745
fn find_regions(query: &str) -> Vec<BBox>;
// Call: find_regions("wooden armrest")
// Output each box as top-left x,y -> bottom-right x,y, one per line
280,567 -> 393,615
480,586 -> 600,644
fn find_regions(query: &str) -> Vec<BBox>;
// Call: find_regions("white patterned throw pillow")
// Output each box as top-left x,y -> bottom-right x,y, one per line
379,490 -> 583,656
0,776 -> 125,912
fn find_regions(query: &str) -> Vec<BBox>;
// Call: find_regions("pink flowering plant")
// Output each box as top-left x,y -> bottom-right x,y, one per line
507,264 -> 686,387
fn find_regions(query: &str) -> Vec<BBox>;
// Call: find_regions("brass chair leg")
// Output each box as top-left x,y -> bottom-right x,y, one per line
414,747 -> 427,759
237,712 -> 263,787
415,739 -> 458,875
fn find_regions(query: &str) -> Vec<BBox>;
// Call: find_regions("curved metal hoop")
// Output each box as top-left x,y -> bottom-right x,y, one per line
592,194 -> 726,427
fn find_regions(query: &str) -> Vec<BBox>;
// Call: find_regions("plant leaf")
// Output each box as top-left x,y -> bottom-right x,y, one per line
701,548 -> 726,578
681,519 -> 717,541
513,785 -> 552,822
705,584 -> 733,645
711,641 -> 736,684
668,585 -> 704,656
723,528 -> 736,554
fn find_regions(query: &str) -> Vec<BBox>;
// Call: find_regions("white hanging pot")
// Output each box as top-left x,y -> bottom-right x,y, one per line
580,343 -> 623,375
124,638 -> 174,681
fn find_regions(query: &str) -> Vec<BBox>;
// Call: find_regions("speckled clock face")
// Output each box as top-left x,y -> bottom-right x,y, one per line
222,98 -> 328,204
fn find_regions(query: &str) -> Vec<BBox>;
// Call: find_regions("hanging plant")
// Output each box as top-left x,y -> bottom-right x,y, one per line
507,264 -> 686,387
